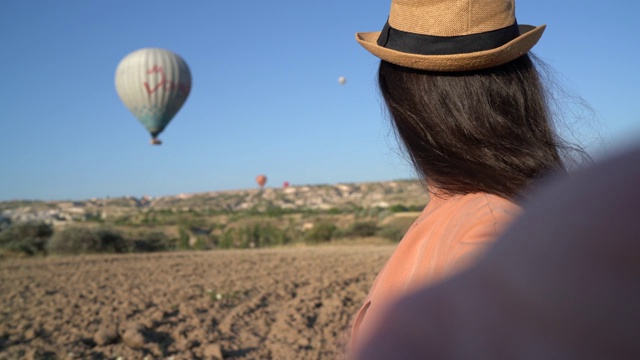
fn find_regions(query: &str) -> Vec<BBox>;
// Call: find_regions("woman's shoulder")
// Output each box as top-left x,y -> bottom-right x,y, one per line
447,192 -> 521,243
447,192 -> 520,217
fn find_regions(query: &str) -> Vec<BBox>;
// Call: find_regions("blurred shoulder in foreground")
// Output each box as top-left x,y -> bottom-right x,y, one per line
356,145 -> 640,359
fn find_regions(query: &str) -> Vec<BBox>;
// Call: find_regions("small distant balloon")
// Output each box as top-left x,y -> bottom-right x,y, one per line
256,175 -> 267,189
338,76 -> 346,85
283,181 -> 290,188
115,48 -> 192,145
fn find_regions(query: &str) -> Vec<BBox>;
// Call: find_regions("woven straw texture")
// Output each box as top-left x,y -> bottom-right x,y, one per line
356,0 -> 544,71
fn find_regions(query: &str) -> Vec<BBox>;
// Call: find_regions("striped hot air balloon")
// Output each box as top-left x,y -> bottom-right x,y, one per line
115,48 -> 192,145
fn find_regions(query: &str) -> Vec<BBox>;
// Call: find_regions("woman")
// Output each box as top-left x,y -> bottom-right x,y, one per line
354,144 -> 640,360
350,0 -> 584,353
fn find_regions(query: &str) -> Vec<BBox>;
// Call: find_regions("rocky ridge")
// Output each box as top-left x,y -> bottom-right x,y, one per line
0,180 -> 428,227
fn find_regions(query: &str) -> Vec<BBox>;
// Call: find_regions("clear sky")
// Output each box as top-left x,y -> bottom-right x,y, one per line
1,0 -> 638,201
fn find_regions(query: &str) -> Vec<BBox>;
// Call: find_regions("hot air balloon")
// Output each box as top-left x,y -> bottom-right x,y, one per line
256,175 -> 267,189
338,76 -> 346,85
283,181 -> 290,188
115,48 -> 192,145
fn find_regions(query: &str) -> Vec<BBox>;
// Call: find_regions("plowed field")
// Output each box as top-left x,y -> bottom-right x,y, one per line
0,245 -> 394,359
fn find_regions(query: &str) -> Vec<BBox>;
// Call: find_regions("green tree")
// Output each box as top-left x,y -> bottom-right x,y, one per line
47,227 -> 127,255
305,222 -> 336,243
0,221 -> 53,256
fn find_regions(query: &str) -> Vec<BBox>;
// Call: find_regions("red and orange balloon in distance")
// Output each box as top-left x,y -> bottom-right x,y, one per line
256,175 -> 267,189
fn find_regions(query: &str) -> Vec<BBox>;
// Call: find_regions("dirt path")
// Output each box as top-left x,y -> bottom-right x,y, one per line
0,245 -> 394,359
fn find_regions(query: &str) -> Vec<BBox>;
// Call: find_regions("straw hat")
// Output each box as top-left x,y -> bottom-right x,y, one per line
356,0 -> 545,72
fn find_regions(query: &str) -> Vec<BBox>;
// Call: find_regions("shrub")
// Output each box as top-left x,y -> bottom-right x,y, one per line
220,223 -> 289,249
377,209 -> 394,221
95,228 -> 128,253
257,224 -> 288,247
177,226 -> 190,250
305,222 -> 336,244
344,221 -> 378,238
219,229 -> 237,249
265,204 -> 287,217
389,204 -> 409,212
0,221 -> 53,256
192,237 -> 207,250
47,227 -> 126,255
0,216 -> 11,232
355,207 -> 386,219
377,225 -> 406,242
130,231 -> 172,252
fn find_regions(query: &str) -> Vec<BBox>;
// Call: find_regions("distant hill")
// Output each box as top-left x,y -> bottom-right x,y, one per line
0,180 -> 429,226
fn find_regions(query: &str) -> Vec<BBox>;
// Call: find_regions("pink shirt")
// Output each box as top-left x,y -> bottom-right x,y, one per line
351,192 -> 521,353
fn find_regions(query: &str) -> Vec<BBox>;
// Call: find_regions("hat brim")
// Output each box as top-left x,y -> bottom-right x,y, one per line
355,24 -> 546,72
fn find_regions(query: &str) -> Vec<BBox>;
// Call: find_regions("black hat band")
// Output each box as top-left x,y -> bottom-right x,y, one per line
377,20 -> 521,56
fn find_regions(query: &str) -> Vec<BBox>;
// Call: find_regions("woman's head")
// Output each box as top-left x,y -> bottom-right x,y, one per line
378,54 -> 569,200
357,0 -> 589,200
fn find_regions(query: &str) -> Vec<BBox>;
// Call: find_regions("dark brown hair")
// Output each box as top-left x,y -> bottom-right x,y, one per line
379,54 -> 578,200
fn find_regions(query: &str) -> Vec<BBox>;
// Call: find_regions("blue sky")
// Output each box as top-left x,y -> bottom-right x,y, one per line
1,0 -> 638,201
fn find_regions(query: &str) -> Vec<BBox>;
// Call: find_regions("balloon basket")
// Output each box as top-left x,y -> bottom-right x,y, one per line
150,138 -> 162,145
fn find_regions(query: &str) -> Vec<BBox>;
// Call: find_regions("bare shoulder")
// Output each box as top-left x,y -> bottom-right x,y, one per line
455,192 -> 521,219
449,193 -> 521,243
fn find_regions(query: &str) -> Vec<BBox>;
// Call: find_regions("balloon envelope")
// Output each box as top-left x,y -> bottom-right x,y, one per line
338,76 -> 346,85
115,48 -> 192,144
256,175 -> 267,188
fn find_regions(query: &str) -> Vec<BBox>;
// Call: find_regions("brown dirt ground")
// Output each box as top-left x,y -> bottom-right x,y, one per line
0,244 -> 394,360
